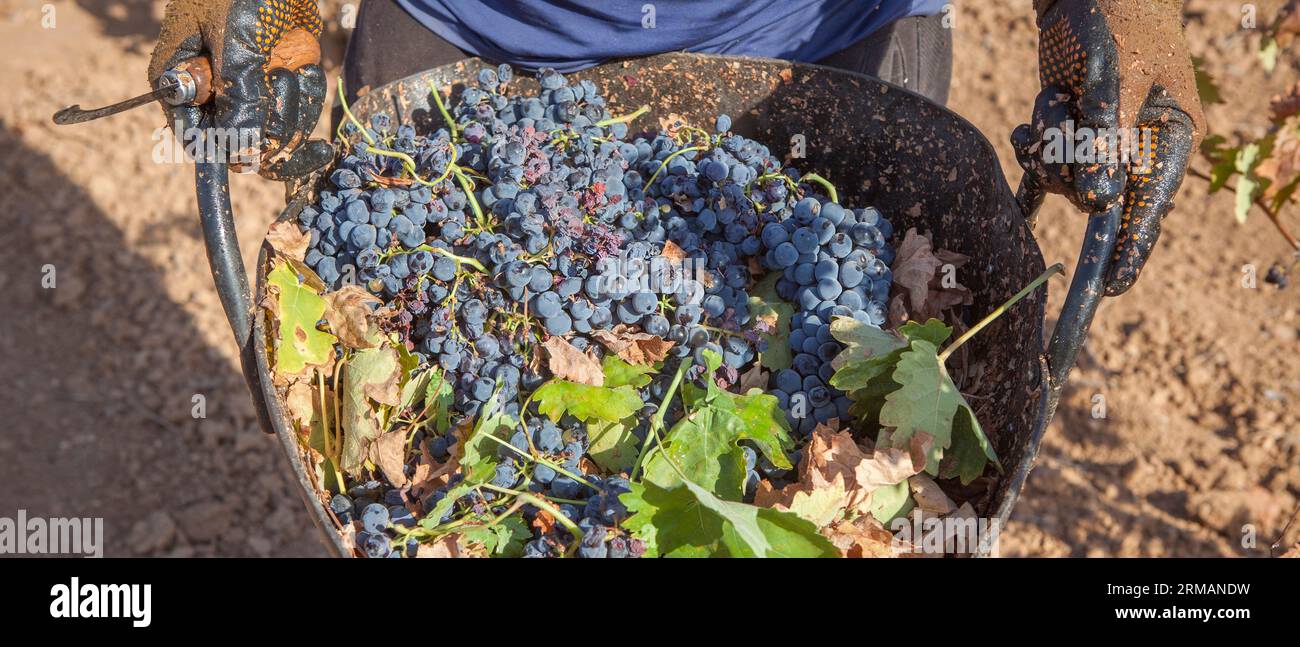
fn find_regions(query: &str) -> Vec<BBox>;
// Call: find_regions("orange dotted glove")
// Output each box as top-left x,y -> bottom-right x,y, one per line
149,0 -> 332,180
1012,0 -> 1205,296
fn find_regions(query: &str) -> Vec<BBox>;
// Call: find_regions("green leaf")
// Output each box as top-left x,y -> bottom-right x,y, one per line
945,404 -> 1001,485
898,319 -> 953,346
458,392 -> 513,483
586,418 -> 641,473
266,261 -> 335,375
620,479 -> 838,558
1234,142 -> 1267,224
601,355 -> 656,389
868,481 -> 913,524
830,316 -> 906,369
459,515 -> 529,557
748,273 -> 795,371
877,339 -> 965,475
425,373 -> 454,435
531,380 -> 643,424
1192,56 -> 1223,105
398,366 -> 435,413
642,408 -> 749,499
339,345 -> 402,474
1259,36 -> 1280,73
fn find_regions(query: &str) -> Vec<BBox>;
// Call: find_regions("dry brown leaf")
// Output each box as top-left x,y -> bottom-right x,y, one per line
823,515 -> 897,558
591,324 -> 675,365
855,447 -> 920,489
323,286 -> 384,349
1274,0 -> 1300,48
1270,81 -> 1300,123
908,473 -> 956,516
370,428 -> 410,488
541,336 -> 605,386
657,112 -> 691,139
889,228 -> 973,323
660,240 -> 687,263
265,219 -> 310,261
283,377 -> 317,433
908,432 -> 934,474
416,534 -> 466,558
338,523 -> 358,556
736,362 -> 768,393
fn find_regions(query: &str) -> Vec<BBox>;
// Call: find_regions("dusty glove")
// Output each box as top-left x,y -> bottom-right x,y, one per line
149,0 -> 333,180
1012,0 -> 1205,295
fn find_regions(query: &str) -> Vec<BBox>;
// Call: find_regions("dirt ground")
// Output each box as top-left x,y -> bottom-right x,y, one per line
0,0 -> 1295,557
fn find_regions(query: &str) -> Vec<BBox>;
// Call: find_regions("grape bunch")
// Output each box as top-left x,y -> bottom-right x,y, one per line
758,196 -> 896,437
294,64 -> 896,557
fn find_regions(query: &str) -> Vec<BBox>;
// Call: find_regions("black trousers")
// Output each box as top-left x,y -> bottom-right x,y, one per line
343,0 -> 952,107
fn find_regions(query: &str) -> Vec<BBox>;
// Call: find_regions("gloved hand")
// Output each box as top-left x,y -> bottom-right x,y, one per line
1012,0 -> 1205,295
149,0 -> 333,180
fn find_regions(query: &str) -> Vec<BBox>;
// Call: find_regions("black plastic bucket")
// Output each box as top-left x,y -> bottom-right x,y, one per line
189,53 -> 1110,557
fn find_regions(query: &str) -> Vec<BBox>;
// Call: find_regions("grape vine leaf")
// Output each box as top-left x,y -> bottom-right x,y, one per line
586,418 -> 640,473
266,261 -> 335,378
868,481 -> 914,524
642,407 -> 750,499
679,350 -> 794,470
323,285 -> 384,350
747,272 -> 794,371
601,355 -> 656,389
877,339 -> 963,475
942,403 -> 1001,484
620,478 -> 838,557
339,345 -> 403,474
458,514 -> 528,558
531,380 -> 643,424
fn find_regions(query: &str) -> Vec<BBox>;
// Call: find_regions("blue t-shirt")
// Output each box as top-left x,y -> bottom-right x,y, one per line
397,0 -> 947,72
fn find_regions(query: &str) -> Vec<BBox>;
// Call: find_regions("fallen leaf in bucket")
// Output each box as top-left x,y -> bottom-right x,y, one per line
265,261 -> 335,380
542,336 -> 605,386
660,240 -> 687,263
370,428 -> 410,488
855,447 -> 921,490
657,112 -> 691,139
591,325 -> 674,365
339,345 -> 403,474
416,535 -> 466,558
736,362 -> 768,393
265,220 -> 311,261
890,228 -> 974,324
323,285 -> 385,349
823,515 -> 898,558
283,377 -> 318,432
908,473 -> 956,516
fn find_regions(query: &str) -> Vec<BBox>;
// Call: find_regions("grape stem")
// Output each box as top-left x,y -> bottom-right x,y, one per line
477,431 -> 600,490
938,263 -> 1065,364
596,105 -> 650,127
428,82 -> 459,137
453,166 -> 490,230
801,173 -> 838,204
630,359 -> 689,481
336,77 -> 376,146
642,146 -> 708,193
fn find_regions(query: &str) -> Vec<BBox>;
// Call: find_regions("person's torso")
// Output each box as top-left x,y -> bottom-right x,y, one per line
396,0 -> 947,71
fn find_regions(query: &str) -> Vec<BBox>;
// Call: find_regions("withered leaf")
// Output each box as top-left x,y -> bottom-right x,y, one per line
265,220 -> 311,261
541,336 -> 605,386
591,324 -> 675,365
370,428 -> 410,488
323,286 -> 384,349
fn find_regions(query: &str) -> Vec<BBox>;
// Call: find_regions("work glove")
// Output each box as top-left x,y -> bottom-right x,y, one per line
149,0 -> 333,180
1012,0 -> 1205,296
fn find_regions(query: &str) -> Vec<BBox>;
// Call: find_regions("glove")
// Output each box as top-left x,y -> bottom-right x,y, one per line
1012,0 -> 1205,296
149,0 -> 333,180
